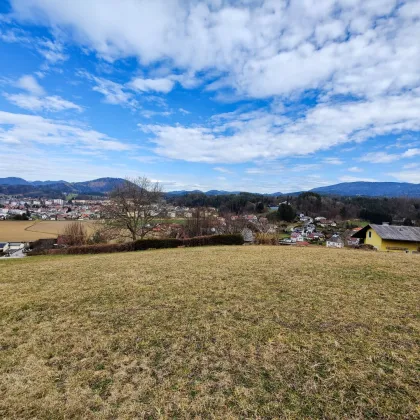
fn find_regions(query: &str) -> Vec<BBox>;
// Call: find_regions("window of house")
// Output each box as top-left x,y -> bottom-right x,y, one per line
368,231 -> 372,238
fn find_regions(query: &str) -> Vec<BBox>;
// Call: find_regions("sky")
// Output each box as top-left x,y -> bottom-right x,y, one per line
0,0 -> 420,193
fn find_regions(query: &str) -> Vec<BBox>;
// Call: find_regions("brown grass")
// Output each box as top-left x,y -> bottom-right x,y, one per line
0,221 -> 95,242
0,246 -> 419,418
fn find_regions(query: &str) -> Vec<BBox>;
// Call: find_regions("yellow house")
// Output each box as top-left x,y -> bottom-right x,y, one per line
353,224 -> 420,253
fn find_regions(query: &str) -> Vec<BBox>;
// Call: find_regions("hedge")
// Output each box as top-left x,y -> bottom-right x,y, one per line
183,234 -> 244,247
28,234 -> 244,256
133,238 -> 182,250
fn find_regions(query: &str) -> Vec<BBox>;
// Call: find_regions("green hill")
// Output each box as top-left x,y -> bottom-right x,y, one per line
1,247 -> 419,418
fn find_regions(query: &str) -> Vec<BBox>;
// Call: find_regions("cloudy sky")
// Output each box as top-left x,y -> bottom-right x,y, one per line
1,0 -> 420,192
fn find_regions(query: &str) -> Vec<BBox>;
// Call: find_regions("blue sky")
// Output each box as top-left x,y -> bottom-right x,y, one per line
0,0 -> 420,193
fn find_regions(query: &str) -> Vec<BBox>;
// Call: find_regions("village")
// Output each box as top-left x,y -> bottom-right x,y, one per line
2,191 -> 419,258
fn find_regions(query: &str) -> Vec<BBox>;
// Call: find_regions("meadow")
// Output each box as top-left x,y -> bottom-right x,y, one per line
0,246 -> 419,418
0,220 -> 95,242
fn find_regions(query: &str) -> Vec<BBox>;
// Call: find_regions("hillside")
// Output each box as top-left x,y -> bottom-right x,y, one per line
0,177 -> 126,195
311,181 -> 420,197
2,177 -> 420,197
1,246 -> 419,418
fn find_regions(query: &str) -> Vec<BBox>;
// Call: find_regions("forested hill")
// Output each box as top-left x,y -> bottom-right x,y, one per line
1,178 -> 420,197
311,182 -> 420,197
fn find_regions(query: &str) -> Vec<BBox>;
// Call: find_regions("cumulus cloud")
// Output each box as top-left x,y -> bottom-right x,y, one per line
0,27 -> 67,63
82,73 -> 137,108
0,111 -> 129,151
6,74 -> 81,112
128,77 -> 175,93
389,171 -> 420,183
9,0 -> 420,100
348,166 -> 363,172
5,93 -> 82,112
5,0 -> 420,188
360,148 -> 420,163
140,93 -> 420,163
16,75 -> 45,96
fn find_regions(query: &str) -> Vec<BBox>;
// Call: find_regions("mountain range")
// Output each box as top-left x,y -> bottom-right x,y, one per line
0,177 -> 420,198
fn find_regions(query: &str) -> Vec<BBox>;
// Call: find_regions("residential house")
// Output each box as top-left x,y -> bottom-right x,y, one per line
326,235 -> 344,248
352,223 -> 420,253
291,232 -> 304,243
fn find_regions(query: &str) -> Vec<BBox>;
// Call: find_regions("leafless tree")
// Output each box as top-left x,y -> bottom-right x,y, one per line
62,222 -> 88,246
184,207 -> 215,237
102,177 -> 163,241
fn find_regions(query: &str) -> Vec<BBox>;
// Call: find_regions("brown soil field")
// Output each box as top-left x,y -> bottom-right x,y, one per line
0,246 -> 419,418
0,221 -> 96,242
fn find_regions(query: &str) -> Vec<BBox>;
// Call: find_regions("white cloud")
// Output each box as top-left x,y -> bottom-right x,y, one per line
0,111 -> 129,151
16,75 -> 45,96
140,109 -> 172,119
6,74 -> 82,112
213,167 -> 232,173
0,27 -> 67,63
339,176 -> 377,182
5,93 -> 82,112
323,157 -> 343,165
403,163 -> 419,169
178,108 -> 190,115
348,166 -> 363,172
11,0 -> 419,101
360,152 -> 401,163
128,77 -> 175,93
139,93 -> 420,163
389,171 -> 420,183
402,148 -> 420,158
89,75 -> 137,108
360,148 -> 420,163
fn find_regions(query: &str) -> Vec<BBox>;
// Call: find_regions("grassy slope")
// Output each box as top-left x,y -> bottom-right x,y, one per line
0,247 -> 419,418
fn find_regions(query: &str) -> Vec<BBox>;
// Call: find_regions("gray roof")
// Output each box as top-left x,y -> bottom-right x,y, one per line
327,236 -> 344,243
371,224 -> 420,242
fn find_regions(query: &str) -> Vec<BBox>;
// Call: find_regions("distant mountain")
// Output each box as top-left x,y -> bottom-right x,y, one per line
311,182 -> 420,197
0,177 -> 31,186
0,177 -> 127,196
1,178 -> 420,198
32,180 -> 68,186
72,178 -> 127,193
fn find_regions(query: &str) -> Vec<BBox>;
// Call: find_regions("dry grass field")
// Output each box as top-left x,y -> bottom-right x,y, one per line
0,246 -> 419,418
0,220 -> 95,242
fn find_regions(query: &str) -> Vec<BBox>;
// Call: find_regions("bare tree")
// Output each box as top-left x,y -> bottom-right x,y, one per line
184,207 -> 215,237
62,222 -> 88,246
102,177 -> 163,241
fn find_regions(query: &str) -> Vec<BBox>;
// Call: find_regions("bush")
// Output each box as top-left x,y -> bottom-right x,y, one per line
28,234 -> 244,256
254,233 -> 278,245
133,238 -> 182,250
183,234 -> 244,247
65,243 -> 134,254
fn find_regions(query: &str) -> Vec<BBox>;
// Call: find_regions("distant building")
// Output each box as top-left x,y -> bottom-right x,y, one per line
352,224 -> 420,253
326,236 -> 344,248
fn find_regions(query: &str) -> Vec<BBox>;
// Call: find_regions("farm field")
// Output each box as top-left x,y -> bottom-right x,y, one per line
0,220 -> 96,242
0,246 -> 419,418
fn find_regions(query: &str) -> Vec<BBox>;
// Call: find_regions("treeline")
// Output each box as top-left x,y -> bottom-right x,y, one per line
166,192 -> 280,214
166,191 -> 420,224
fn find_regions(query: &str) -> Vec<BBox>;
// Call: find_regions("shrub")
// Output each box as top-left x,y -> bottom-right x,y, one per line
29,234 -> 244,256
133,238 -> 182,250
62,222 -> 88,246
254,233 -> 278,245
183,234 -> 244,247
65,243 -> 134,255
